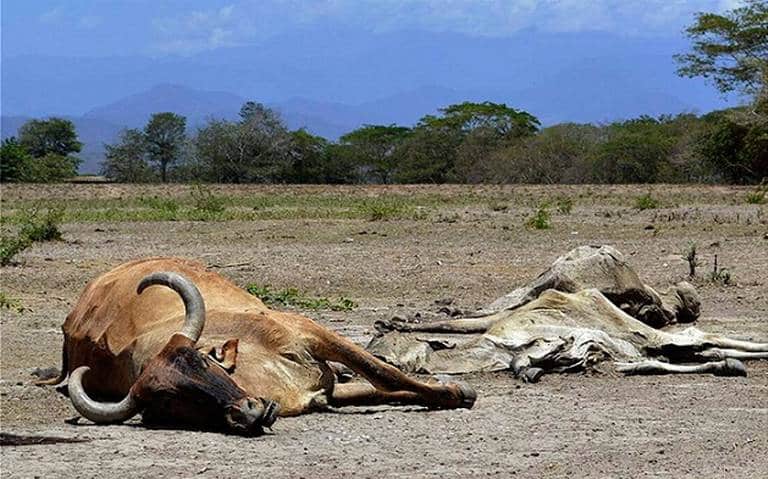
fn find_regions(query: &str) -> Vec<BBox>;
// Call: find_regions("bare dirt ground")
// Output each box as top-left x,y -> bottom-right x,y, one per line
1,184 -> 767,478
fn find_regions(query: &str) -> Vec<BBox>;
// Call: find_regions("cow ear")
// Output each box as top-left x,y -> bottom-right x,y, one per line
207,339 -> 239,372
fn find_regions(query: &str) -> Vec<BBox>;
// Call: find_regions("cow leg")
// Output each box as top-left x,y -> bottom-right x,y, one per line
310,328 -> 476,409
697,348 -> 768,361
375,316 -> 495,334
701,335 -> 768,352
615,358 -> 747,376
329,383 -> 428,408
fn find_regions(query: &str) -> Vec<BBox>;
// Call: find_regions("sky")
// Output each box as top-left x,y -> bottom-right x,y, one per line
1,0 -> 743,58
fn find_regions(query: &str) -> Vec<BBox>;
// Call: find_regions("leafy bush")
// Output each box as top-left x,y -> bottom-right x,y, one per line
190,184 -> 227,217
634,193 -> 660,210
246,284 -> 357,311
0,236 -> 32,266
526,205 -> 552,229
19,207 -> 64,242
0,207 -> 64,265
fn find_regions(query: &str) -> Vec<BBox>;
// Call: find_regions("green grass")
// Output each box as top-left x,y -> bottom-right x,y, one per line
634,193 -> 660,210
745,183 -> 767,205
525,205 -> 552,229
0,192 -> 469,224
0,291 -> 25,313
19,207 -> 65,242
1,206 -> 64,265
190,184 -> 227,217
245,284 -> 357,311
0,236 -> 32,266
140,196 -> 180,217
0,185 -> 751,225
554,196 -> 574,214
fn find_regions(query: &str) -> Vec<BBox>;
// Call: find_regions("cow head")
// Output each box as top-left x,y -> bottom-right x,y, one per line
67,272 -> 279,435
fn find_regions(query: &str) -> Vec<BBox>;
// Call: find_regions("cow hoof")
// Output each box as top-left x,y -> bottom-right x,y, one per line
452,381 -> 477,409
522,367 -> 544,383
715,358 -> 747,377
374,317 -> 410,333
374,319 -> 394,333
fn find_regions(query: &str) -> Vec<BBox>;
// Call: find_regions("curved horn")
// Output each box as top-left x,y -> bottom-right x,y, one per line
68,366 -> 139,424
137,272 -> 206,343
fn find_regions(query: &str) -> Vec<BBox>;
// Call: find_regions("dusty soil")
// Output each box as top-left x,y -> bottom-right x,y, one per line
1,184 -> 767,478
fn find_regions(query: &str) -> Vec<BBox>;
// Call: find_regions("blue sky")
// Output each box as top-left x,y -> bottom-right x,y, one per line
2,0 -> 742,57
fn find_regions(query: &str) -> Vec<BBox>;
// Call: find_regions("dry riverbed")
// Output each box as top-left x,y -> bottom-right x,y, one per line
1,184 -> 767,478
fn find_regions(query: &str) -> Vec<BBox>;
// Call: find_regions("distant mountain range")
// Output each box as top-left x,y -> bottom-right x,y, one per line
1,27 -> 738,173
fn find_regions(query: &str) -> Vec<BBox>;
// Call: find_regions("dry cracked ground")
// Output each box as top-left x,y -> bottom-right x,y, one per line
1,184 -> 767,478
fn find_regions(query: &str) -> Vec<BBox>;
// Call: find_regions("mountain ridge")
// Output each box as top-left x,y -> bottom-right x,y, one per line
1,28 -> 739,173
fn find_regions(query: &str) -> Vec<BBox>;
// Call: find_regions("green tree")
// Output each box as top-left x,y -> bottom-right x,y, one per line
490,123 -> 603,183
420,101 -> 540,138
590,116 -> 678,183
395,127 -> 457,183
11,118 -> 82,182
675,1 -> 768,184
338,125 -> 411,183
698,108 -> 768,183
0,138 -> 33,182
101,129 -> 157,182
414,102 -> 540,183
282,129 -> 358,183
144,112 -> 186,182
193,103 -> 291,183
675,0 -> 768,98
18,117 -> 82,158
27,154 -> 81,182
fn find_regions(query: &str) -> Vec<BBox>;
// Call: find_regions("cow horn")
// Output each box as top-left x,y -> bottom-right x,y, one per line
137,272 -> 206,343
68,366 -> 139,423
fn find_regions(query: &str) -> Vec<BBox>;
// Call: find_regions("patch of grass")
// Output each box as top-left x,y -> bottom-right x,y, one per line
526,205 -> 552,230
190,184 -> 227,219
554,196 -> 574,214
634,193 -> 660,210
0,191 -> 477,224
0,291 -> 25,313
709,254 -> 732,286
0,206 -> 64,266
745,182 -> 767,204
245,284 -> 357,311
0,236 -> 32,266
140,196 -> 180,215
18,207 -> 64,242
710,268 -> 732,285
359,198 -> 413,221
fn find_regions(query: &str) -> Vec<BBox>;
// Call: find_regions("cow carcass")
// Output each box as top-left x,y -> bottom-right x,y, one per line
41,258 -> 475,434
369,246 -> 768,381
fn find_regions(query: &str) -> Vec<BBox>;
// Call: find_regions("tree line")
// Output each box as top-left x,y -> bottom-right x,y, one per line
2,0 -> 765,185
3,100 -> 764,185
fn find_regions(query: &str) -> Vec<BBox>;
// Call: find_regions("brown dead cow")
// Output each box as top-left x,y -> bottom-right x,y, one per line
40,258 -> 475,435
370,246 -> 768,381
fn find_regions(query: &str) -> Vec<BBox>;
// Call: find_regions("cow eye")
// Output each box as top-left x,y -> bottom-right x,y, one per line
203,352 -> 230,372
198,354 -> 211,369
